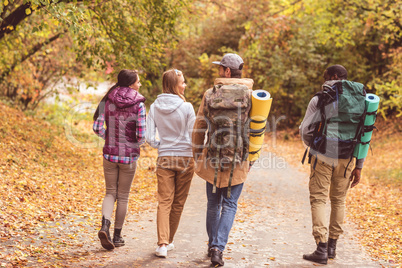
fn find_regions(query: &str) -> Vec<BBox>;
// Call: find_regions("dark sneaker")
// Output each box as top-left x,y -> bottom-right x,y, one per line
211,249 -> 224,266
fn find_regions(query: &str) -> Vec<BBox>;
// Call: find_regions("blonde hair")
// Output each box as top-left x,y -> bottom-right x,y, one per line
162,69 -> 186,101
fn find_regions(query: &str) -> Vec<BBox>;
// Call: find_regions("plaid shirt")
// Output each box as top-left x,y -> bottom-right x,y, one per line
93,102 -> 146,163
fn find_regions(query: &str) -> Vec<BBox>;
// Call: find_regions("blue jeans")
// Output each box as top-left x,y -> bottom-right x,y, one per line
206,182 -> 244,252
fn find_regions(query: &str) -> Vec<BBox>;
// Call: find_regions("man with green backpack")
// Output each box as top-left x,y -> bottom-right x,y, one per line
192,53 -> 254,267
299,65 -> 367,265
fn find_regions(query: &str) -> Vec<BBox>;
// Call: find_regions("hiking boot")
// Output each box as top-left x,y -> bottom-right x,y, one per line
98,216 -> 115,250
207,246 -> 212,257
113,228 -> 125,247
211,248 -> 224,266
328,238 -> 337,259
303,242 -> 328,265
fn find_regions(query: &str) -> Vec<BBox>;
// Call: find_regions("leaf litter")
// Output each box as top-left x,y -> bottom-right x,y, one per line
0,102 -> 157,267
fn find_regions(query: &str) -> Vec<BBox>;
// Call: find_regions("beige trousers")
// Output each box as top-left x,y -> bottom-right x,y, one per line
309,154 -> 354,243
156,156 -> 195,246
102,158 -> 136,229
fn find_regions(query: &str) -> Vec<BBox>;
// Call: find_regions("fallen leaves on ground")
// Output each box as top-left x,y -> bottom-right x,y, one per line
0,102 -> 157,267
346,118 -> 402,266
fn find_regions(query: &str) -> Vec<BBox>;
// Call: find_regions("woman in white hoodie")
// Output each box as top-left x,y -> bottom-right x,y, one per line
146,69 -> 196,257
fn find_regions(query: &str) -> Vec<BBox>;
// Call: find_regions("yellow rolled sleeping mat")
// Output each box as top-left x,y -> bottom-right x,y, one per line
248,90 -> 272,162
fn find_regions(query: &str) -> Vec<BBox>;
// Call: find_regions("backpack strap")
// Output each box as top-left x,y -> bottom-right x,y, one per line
227,127 -> 239,198
355,106 -> 367,142
312,154 -> 318,170
250,118 -> 267,124
301,147 -> 309,164
301,93 -> 324,165
208,125 -> 221,194
344,155 -> 354,178
242,119 -> 250,162
250,128 -> 265,137
212,141 -> 221,194
348,98 -> 368,167
249,147 -> 262,155
365,111 -> 377,116
228,109 -> 242,198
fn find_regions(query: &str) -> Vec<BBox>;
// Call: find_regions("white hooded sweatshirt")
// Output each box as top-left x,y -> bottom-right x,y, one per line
146,93 -> 195,157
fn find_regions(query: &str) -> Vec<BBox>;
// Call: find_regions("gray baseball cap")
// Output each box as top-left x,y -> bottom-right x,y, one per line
212,53 -> 244,70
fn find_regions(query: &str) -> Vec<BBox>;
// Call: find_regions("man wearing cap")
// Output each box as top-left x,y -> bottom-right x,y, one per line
299,65 -> 365,265
192,53 -> 254,266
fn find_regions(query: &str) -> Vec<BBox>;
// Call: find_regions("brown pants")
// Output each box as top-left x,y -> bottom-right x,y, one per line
309,155 -> 354,243
156,156 -> 195,245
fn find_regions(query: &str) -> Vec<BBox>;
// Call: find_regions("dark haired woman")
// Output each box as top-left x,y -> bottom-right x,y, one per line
93,69 -> 146,250
146,69 -> 195,257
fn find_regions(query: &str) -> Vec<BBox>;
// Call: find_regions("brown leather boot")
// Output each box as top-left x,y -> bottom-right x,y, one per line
211,248 -> 224,266
328,238 -> 337,259
303,242 -> 328,265
98,216 -> 115,250
113,228 -> 125,247
207,246 -> 212,257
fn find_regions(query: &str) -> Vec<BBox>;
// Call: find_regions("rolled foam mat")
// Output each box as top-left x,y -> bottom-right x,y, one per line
353,93 -> 380,159
248,90 -> 272,161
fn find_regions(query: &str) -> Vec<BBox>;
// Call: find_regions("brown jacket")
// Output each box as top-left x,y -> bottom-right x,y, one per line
192,78 -> 254,188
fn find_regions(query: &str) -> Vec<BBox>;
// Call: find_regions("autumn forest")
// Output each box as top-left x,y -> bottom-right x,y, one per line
0,0 -> 401,267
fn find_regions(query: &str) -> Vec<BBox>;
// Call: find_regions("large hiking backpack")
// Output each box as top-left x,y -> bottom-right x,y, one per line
302,80 -> 366,171
203,84 -> 251,197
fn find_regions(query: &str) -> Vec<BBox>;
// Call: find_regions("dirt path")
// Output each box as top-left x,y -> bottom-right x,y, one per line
82,151 -> 379,267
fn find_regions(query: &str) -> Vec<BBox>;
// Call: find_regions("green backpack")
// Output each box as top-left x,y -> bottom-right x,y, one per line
302,80 -> 366,171
203,84 -> 251,197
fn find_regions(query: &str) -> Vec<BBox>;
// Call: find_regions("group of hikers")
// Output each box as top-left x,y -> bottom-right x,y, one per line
93,53 -> 366,266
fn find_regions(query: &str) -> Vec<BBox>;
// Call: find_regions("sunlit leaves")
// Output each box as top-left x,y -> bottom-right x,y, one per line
0,0 -> 186,110
236,0 -> 401,121
347,130 -> 402,264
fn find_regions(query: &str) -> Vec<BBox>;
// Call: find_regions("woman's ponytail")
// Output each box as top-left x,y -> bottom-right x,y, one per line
93,83 -> 119,121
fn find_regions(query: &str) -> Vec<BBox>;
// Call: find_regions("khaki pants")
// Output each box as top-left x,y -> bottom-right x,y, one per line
156,156 -> 195,245
102,158 -> 137,229
309,155 -> 354,243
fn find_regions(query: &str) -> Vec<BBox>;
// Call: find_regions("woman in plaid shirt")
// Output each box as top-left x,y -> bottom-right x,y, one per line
93,69 -> 146,250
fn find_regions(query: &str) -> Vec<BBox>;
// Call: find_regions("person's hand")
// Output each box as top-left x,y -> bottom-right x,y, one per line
248,161 -> 255,172
349,168 -> 362,188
